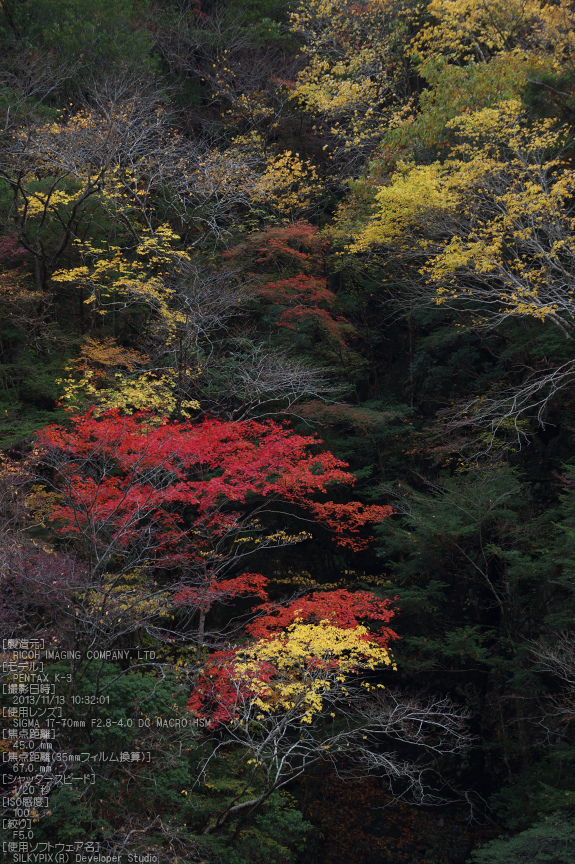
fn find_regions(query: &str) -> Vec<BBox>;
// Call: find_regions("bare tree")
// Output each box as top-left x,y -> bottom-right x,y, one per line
532,632 -> 575,728
191,339 -> 339,420
195,676 -> 470,836
0,49 -> 79,135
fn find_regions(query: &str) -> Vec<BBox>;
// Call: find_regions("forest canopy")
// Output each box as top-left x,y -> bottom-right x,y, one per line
2,1 -> 575,863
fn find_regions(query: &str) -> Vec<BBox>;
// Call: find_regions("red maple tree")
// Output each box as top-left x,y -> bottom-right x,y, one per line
246,588 -> 397,643
38,408 -> 392,578
188,588 -> 398,726
224,222 -> 354,346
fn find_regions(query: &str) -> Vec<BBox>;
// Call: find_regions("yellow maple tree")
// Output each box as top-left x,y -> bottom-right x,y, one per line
233,620 -> 394,724
411,0 -> 575,72
347,100 -> 575,335
289,0 -> 405,156
57,337 -> 200,416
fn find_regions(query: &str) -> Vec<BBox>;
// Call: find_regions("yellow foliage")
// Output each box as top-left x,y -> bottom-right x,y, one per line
14,105 -> 192,335
189,143 -> 322,218
61,369 -> 200,417
412,0 -> 575,71
254,151 -> 322,215
85,570 -> 164,622
290,0 -> 401,150
385,52 -> 543,155
346,99 -> 575,328
79,337 -> 148,369
22,485 -> 63,530
52,226 -> 189,333
58,337 -> 200,416
235,621 -> 394,724
347,161 -> 458,251
0,269 -> 42,304
22,189 -> 81,218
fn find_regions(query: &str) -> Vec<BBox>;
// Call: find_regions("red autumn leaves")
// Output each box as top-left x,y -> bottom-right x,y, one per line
38,409 -> 393,567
